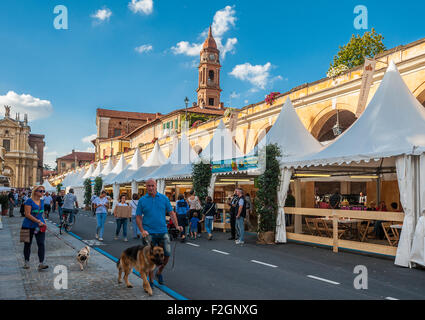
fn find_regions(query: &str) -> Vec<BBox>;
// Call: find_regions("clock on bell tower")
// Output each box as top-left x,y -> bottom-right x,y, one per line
196,26 -> 222,109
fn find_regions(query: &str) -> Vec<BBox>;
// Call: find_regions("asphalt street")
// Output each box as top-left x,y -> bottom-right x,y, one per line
47,209 -> 425,300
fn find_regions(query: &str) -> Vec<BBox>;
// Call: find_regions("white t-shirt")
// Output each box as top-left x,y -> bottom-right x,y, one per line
94,197 -> 108,214
129,200 -> 139,216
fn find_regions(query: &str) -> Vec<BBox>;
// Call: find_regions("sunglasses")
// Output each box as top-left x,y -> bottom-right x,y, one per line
37,189 -> 46,193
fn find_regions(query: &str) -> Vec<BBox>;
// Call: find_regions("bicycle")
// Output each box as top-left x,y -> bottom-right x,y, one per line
59,208 -> 77,234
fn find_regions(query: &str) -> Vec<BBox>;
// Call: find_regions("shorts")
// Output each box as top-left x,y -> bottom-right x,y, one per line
177,214 -> 187,227
147,233 -> 171,257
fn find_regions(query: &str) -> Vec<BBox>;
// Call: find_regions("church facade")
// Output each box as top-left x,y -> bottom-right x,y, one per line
0,106 -> 44,188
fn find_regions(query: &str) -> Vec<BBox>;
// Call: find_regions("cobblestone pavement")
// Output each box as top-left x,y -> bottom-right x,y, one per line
0,211 -> 172,300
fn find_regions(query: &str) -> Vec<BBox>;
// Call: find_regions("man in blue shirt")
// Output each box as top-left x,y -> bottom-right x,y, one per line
136,178 -> 182,285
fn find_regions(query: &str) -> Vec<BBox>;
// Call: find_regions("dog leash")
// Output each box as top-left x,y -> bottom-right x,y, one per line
45,226 -> 78,251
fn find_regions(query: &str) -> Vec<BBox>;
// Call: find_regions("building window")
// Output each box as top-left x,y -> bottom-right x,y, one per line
61,162 -> 66,168
175,119 -> 178,130
208,70 -> 214,81
209,98 -> 214,106
114,129 -> 121,137
3,139 -> 10,152
170,121 -> 173,129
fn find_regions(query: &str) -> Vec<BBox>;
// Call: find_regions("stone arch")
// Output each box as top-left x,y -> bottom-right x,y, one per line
3,166 -> 14,187
249,123 -> 273,152
412,80 -> 425,106
310,109 -> 357,142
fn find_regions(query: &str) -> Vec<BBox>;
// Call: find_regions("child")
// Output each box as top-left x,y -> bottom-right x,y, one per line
190,212 -> 203,239
175,194 -> 189,242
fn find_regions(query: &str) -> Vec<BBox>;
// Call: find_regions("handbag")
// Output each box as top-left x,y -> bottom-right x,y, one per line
20,228 -> 30,243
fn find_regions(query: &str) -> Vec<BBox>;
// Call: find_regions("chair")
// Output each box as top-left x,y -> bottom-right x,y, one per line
322,219 -> 347,239
357,221 -> 375,241
305,217 -> 328,236
381,222 -> 399,246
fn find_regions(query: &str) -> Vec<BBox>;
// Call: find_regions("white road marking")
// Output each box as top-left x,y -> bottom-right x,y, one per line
186,242 -> 200,247
251,260 -> 278,268
212,249 -> 229,255
385,297 -> 399,300
307,275 -> 340,285
108,221 -> 114,224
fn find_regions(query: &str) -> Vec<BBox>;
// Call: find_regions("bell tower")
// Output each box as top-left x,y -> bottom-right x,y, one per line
196,26 -> 222,109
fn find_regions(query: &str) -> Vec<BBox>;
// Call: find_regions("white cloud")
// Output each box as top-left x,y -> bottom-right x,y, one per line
229,62 -> 278,89
128,0 -> 153,15
172,5 -> 237,59
91,8 -> 112,22
230,91 -> 240,99
135,44 -> 153,54
171,41 -> 203,56
82,134 -> 97,144
44,146 -> 59,168
0,91 -> 53,121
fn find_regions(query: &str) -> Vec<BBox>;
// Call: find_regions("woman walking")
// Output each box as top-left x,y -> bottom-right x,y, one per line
94,190 -> 109,241
187,190 -> 202,237
175,194 -> 189,242
21,185 -> 48,270
202,196 -> 217,240
114,194 -> 129,242
129,194 -> 141,239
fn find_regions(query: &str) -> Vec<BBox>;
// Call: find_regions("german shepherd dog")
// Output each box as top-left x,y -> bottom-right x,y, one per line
117,244 -> 165,296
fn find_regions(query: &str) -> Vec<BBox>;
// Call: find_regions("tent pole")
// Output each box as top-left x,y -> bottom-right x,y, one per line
294,179 -> 302,234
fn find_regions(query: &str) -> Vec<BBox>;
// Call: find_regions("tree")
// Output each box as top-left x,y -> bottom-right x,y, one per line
328,28 -> 385,76
84,178 -> 92,208
94,177 -> 103,196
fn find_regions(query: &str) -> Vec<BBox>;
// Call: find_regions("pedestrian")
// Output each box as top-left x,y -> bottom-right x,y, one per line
113,194 -> 129,242
62,189 -> 79,226
235,188 -> 246,245
14,190 -> 19,207
227,190 -> 239,240
20,192 -> 28,217
129,193 -> 141,239
91,193 -> 98,216
329,189 -> 341,209
202,196 -> 217,240
187,189 -> 202,237
56,189 -> 65,220
21,185 -> 48,270
51,192 -> 57,213
284,189 -> 296,226
245,193 -> 252,230
8,188 -> 15,217
43,192 -> 53,219
189,212 -> 201,239
135,178 -> 182,286
175,194 -> 189,242
94,190 -> 109,241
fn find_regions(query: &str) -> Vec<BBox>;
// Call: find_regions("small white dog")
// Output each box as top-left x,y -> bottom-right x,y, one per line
76,246 -> 90,271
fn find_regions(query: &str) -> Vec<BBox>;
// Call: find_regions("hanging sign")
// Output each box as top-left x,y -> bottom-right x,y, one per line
211,155 -> 258,174
355,58 -> 376,118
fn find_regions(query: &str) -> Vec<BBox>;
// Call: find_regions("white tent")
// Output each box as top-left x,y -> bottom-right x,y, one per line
70,168 -> 87,188
281,62 -> 425,266
199,119 -> 244,163
150,134 -> 200,180
103,154 -> 128,185
130,141 -> 168,183
82,163 -> 95,180
91,161 -> 103,178
60,171 -> 75,188
113,149 -> 144,185
42,179 -> 56,193
100,157 -> 114,177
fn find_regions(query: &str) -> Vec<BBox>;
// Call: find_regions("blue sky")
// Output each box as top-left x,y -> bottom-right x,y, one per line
0,0 -> 424,167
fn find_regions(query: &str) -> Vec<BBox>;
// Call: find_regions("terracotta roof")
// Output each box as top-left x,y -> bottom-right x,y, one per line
97,108 -> 159,120
57,151 -> 95,161
203,26 -> 217,49
43,170 -> 57,177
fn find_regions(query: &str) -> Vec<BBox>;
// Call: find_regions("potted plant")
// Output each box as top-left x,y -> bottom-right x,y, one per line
254,144 -> 281,244
84,178 -> 92,210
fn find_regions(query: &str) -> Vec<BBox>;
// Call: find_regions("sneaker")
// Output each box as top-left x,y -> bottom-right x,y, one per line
114,236 -> 118,240
238,241 -> 245,245
99,238 -> 103,241
124,238 -> 128,242
208,234 -> 212,240
155,273 -> 164,285
95,234 -> 99,239
23,261 -> 30,269
38,263 -> 49,271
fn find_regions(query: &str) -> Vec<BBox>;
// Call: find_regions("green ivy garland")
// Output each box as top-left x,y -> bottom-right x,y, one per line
192,161 -> 212,206
254,144 -> 282,233
84,178 -> 92,207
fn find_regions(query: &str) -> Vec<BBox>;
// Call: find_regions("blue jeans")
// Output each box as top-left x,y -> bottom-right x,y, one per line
204,217 -> 214,234
58,206 -> 62,219
62,208 -> 75,224
131,216 -> 141,237
96,212 -> 107,238
236,216 -> 245,242
115,218 -> 128,238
